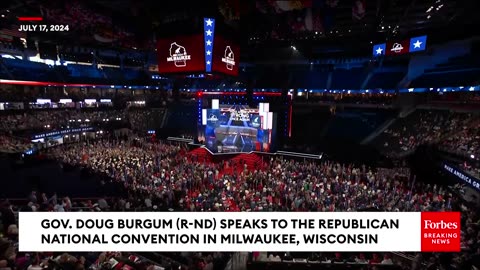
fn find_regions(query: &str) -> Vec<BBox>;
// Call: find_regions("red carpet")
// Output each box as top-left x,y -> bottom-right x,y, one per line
220,153 -> 266,175
187,148 -> 268,177
188,147 -> 212,163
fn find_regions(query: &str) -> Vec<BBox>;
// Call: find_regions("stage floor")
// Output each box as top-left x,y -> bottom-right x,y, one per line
205,136 -> 256,153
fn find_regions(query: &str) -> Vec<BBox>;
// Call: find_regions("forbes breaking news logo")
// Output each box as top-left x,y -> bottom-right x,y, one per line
424,220 -> 458,230
167,42 -> 191,67
421,212 -> 461,252
221,46 -> 235,70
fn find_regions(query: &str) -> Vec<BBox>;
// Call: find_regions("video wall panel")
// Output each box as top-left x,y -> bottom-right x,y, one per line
156,35 -> 205,73
212,36 -> 240,76
156,18 -> 240,76
202,104 -> 273,153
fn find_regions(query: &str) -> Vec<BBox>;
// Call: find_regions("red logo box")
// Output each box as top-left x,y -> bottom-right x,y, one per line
421,212 -> 461,252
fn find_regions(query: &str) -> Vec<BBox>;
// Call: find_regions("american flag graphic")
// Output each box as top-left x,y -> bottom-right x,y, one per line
203,18 -> 215,72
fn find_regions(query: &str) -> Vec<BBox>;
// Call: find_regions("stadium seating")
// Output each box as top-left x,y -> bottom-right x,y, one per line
128,108 -> 167,131
102,67 -> 125,81
324,108 -> 395,143
330,68 -> 366,89
0,109 -> 128,134
1,40 -> 480,92
289,66 -> 329,89
410,69 -> 480,88
410,43 -> 480,87
67,64 -> 103,79
365,72 -> 405,89
373,109 -> 477,156
163,103 -> 197,137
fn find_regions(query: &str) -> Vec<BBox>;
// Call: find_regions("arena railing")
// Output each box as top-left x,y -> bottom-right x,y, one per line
388,252 -> 420,268
167,137 -> 324,160
133,252 -> 187,270
246,260 -> 403,270
166,137 -> 195,143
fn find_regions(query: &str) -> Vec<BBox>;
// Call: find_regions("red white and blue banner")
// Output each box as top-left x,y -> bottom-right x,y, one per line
204,18 -> 215,73
373,35 -> 427,57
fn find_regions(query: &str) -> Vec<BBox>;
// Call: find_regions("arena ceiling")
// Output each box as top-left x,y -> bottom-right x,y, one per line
246,0 -> 478,40
0,0 -> 478,57
72,0 -> 480,44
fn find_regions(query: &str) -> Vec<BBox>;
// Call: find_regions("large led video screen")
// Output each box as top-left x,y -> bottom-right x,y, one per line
156,35 -> 205,73
212,36 -> 240,76
204,105 -> 270,153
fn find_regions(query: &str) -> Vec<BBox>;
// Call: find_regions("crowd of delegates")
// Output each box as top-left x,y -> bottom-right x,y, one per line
439,116 -> 479,157
0,135 -> 33,153
0,196 -> 230,270
251,251 -> 396,264
298,93 -> 395,105
0,110 -> 128,133
37,138 -> 479,269
0,86 -> 133,104
0,107 -> 479,268
440,119 -> 480,176
48,139 -> 418,213
128,110 -> 154,131
374,108 -> 480,180
0,233 -> 184,270
377,109 -> 478,156
0,139 -> 478,268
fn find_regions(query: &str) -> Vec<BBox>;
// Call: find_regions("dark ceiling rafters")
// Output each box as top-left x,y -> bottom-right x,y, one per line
399,0 -> 417,31
1,0 -> 479,58
246,0 -> 478,41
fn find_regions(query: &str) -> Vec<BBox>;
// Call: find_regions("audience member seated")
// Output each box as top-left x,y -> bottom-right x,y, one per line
440,118 -> 480,160
0,135 -> 33,153
128,109 -> 154,132
302,93 -> 395,105
0,110 -> 128,133
375,110 -> 477,156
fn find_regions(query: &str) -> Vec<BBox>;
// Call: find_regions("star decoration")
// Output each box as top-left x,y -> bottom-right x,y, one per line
206,50 -> 211,56
413,40 -> 422,48
206,61 -> 211,65
205,19 -> 213,27
206,40 -> 212,46
376,47 -> 383,55
206,30 -> 212,36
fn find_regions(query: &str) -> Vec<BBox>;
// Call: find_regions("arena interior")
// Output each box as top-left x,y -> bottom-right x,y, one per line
0,0 -> 480,269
